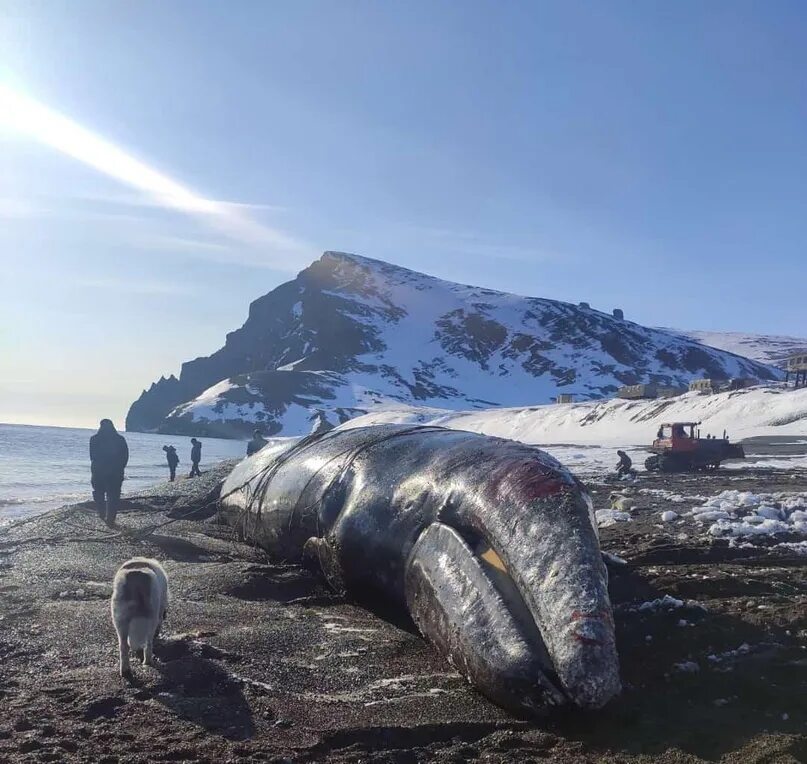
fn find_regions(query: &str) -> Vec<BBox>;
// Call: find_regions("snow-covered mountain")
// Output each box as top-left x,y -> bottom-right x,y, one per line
665,329 -> 807,367
126,252 -> 781,438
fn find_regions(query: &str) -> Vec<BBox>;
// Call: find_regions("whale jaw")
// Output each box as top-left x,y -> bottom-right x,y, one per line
405,485 -> 621,713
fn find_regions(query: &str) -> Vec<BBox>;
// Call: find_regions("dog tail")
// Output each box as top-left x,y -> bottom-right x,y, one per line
122,569 -> 153,619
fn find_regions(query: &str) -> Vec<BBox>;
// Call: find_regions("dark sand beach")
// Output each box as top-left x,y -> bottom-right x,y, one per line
0,463 -> 805,763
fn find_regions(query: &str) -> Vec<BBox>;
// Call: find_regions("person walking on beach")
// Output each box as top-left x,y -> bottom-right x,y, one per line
189,438 -> 202,478
246,428 -> 268,457
89,419 -> 129,526
162,445 -> 179,482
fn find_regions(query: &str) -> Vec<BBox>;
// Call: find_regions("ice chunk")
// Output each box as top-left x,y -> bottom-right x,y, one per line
691,509 -> 730,522
595,509 -> 631,527
637,595 -> 684,612
756,506 -> 783,520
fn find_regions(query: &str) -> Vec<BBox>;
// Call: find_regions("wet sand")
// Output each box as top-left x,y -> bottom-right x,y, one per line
0,462 -> 805,763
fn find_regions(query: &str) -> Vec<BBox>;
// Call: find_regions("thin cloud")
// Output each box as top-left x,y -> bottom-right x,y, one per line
0,197 -> 37,219
137,234 -> 301,270
0,83 -> 315,266
139,235 -> 235,253
353,223 -> 568,265
73,276 -> 197,296
73,191 -> 291,216
0,196 -> 147,224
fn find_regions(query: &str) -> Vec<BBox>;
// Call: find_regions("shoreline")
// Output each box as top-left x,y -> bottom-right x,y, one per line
0,457 -> 241,527
0,465 -> 805,762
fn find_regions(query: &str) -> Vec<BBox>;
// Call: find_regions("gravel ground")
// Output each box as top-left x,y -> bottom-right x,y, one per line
0,463 -> 805,763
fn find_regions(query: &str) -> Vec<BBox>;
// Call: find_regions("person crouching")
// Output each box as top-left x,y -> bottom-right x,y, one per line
162,445 -> 179,482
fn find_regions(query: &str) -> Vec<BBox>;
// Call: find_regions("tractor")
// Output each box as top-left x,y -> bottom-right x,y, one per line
644,422 -> 745,473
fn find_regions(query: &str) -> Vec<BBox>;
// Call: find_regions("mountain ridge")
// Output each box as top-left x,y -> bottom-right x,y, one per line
664,329 -> 807,367
126,251 -> 780,438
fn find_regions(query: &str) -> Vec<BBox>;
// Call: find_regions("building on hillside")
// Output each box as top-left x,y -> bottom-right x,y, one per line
612,308 -> 624,320
785,353 -> 807,388
617,383 -> 686,400
618,383 -> 658,400
657,385 -> 687,398
555,393 -> 575,404
726,377 -> 757,391
689,378 -> 717,393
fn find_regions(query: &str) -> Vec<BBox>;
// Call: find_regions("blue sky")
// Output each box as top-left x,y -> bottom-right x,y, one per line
1,1 -> 806,427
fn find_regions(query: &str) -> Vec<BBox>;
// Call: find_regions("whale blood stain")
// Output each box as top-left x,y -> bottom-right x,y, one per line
570,611 -> 609,646
569,610 -> 608,622
484,458 -> 570,503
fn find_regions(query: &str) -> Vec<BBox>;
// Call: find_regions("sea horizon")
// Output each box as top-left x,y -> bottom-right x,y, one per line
0,422 -> 248,524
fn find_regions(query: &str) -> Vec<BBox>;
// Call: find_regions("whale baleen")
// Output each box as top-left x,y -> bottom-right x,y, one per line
219,424 -> 621,714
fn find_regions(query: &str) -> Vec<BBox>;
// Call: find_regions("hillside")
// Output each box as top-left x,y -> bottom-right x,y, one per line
668,329 -> 807,367
126,252 -> 780,438
340,386 -> 807,446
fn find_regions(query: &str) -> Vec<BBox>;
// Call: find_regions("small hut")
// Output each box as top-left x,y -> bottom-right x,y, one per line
785,353 -> 807,389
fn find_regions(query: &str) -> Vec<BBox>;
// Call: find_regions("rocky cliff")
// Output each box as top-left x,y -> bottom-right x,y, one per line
126,252 -> 780,437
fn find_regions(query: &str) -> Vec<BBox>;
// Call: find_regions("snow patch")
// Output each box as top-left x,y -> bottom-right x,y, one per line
685,489 -> 807,542
595,509 -> 632,527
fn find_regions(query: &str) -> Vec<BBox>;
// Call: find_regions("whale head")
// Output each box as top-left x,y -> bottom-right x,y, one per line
405,446 -> 621,713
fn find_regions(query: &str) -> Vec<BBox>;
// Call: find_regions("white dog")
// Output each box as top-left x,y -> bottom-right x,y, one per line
110,557 -> 168,678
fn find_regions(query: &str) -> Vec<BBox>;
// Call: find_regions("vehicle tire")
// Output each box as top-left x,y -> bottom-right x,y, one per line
659,455 -> 678,473
645,455 -> 660,472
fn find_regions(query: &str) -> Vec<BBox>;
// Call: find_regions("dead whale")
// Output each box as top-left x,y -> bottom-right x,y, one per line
219,424 -> 620,714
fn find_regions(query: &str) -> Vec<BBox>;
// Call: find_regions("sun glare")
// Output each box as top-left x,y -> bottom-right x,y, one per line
0,83 -> 304,251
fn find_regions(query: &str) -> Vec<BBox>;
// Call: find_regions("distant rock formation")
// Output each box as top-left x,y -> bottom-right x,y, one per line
126,252 -> 780,437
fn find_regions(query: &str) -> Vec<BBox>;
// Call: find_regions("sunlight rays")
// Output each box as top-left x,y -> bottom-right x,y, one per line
0,83 -> 310,257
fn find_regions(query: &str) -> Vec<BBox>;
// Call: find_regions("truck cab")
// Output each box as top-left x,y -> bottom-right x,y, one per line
653,422 -> 700,452
646,421 -> 744,472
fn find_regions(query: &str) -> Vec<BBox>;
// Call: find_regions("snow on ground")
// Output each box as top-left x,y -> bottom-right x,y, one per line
725,455 -> 807,470
175,378 -> 239,418
340,386 -> 807,446
667,329 -> 807,366
595,509 -> 632,527
686,489 -> 807,547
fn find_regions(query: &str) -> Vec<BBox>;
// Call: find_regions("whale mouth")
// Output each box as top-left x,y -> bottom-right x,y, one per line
405,515 -> 620,714
473,541 -> 566,691
405,521 -> 568,713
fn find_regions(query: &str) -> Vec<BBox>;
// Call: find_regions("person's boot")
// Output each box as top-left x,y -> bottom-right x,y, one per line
93,492 -> 107,522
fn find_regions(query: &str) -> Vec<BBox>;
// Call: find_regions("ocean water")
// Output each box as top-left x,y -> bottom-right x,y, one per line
0,423 -> 248,524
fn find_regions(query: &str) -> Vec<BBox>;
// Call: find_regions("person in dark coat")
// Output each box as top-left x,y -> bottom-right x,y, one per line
615,450 -> 633,478
163,445 -> 179,482
189,438 -> 202,478
246,429 -> 269,457
89,419 -> 129,526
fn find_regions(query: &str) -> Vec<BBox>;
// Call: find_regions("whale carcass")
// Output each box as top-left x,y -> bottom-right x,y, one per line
219,424 -> 621,714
